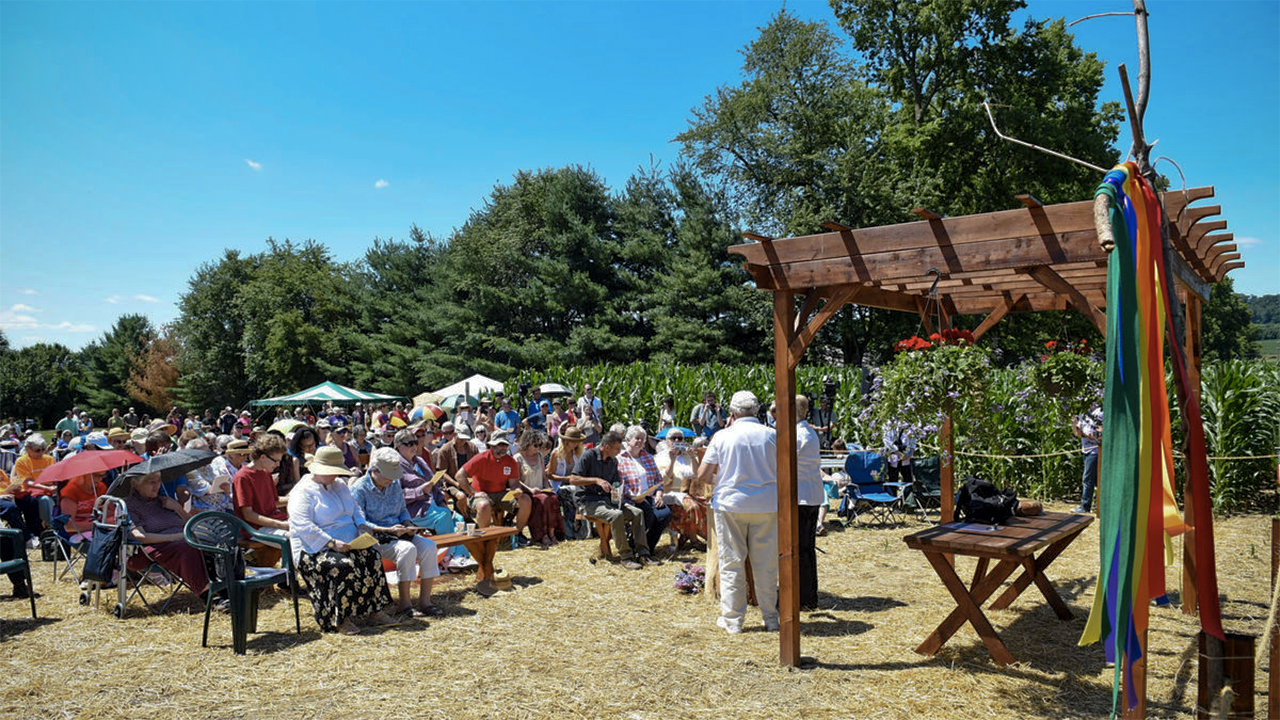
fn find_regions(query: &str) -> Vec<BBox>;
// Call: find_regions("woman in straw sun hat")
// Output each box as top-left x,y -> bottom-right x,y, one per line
287,445 -> 398,635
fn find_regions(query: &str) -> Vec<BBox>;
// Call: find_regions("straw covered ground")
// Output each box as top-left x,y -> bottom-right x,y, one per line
1,502 -> 1274,720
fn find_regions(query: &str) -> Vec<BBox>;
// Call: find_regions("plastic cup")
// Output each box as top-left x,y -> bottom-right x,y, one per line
454,521 -> 465,534
465,523 -> 477,534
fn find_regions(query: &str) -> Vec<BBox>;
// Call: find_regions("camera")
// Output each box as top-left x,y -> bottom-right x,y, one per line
518,382 -> 531,395
821,375 -> 839,402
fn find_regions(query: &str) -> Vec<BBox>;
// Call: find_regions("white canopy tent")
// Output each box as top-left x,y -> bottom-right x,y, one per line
431,373 -> 506,401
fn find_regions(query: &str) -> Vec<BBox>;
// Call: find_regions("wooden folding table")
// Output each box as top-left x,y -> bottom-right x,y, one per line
903,511 -> 1093,666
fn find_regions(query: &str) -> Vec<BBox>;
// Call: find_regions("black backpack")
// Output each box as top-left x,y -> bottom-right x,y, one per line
81,521 -> 127,583
955,476 -> 1018,525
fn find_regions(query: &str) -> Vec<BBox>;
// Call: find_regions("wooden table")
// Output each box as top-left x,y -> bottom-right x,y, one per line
902,511 -> 1093,666
430,526 -> 518,597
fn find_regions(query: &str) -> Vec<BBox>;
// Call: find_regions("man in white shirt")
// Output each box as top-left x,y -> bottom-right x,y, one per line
576,383 -> 603,425
695,390 -> 778,634
794,395 -> 824,609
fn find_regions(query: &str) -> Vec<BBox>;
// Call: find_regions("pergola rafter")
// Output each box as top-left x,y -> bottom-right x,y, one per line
727,187 -> 1240,669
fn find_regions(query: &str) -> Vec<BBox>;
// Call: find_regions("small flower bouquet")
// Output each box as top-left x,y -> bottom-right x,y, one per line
673,563 -> 706,594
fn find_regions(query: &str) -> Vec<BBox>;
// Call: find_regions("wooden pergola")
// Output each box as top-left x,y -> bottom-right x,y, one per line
727,186 -> 1238,668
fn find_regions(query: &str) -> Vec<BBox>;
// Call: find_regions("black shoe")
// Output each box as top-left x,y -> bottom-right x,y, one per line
11,583 -> 34,599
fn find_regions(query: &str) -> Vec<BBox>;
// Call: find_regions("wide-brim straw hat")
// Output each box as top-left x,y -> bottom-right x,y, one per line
308,446 -> 353,476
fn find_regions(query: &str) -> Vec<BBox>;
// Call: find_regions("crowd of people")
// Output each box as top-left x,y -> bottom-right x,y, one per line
1,384 -> 839,637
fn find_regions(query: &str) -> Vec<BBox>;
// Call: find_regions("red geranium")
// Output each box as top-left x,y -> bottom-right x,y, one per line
894,336 -> 933,353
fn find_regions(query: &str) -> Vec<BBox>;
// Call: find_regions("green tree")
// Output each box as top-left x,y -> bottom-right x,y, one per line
645,166 -> 771,364
434,166 -> 637,372
678,5 -> 1122,363
1202,277 -> 1261,362
320,227 -> 453,393
175,240 -> 356,408
0,339 -> 80,427
175,249 -> 255,411
78,314 -> 156,419
239,239 -> 356,397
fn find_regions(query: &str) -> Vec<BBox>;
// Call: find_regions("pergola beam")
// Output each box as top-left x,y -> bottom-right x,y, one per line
973,293 -> 1026,341
1018,265 -> 1108,337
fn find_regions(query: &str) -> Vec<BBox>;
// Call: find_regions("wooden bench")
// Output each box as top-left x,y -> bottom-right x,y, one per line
579,516 -> 612,560
379,526 -> 519,597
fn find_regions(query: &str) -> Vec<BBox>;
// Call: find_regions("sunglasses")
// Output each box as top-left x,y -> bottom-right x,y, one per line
398,440 -> 418,447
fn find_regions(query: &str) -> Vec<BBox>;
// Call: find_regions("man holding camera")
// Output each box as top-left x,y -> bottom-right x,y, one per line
690,391 -> 724,439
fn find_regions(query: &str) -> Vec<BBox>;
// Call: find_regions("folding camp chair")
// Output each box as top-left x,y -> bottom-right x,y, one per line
80,496 -> 187,618
38,495 -> 91,583
905,455 -> 943,523
837,448 -> 903,528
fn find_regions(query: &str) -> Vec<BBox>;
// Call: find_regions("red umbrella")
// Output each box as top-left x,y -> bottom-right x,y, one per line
38,449 -> 143,485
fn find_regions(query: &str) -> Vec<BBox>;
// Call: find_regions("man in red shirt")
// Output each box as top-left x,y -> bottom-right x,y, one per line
231,433 -> 290,566
456,436 -> 530,544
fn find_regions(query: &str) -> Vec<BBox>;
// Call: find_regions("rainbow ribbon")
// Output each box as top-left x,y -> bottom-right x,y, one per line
1080,163 -> 1222,714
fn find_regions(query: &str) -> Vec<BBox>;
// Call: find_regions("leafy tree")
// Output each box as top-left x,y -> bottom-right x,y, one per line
78,314 -> 156,419
0,340 -> 80,427
1201,277 -> 1261,361
238,239 -> 355,396
126,326 -> 181,415
176,249 -> 255,412
678,5 -> 1122,363
175,240 -> 356,409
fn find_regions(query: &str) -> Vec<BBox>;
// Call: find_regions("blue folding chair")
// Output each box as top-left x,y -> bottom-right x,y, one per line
837,448 -> 903,528
38,495 -> 92,583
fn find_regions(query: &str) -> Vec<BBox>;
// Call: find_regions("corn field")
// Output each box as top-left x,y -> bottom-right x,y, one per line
507,359 -> 1280,513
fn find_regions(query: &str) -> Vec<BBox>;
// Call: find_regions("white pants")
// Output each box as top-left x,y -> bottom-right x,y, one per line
376,536 -> 440,582
714,510 -> 779,628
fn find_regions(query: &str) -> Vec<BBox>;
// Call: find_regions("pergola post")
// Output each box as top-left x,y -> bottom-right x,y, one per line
773,290 -> 801,667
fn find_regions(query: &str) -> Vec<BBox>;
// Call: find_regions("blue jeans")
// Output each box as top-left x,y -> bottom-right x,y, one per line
1080,450 -> 1099,509
635,497 -> 672,552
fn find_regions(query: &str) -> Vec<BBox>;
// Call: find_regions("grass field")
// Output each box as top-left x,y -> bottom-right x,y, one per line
2,502 -> 1276,720
1260,338 -> 1279,360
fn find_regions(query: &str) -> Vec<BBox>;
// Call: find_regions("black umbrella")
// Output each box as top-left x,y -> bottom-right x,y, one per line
107,448 -> 218,497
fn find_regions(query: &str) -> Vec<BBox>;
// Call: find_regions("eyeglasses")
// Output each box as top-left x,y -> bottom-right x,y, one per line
266,454 -> 284,465
398,440 -> 418,447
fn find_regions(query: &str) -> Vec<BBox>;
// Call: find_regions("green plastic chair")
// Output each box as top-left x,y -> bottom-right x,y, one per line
0,527 -> 37,619
183,511 -> 301,654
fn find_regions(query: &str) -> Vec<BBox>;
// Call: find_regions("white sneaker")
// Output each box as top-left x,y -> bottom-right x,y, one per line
449,556 -> 479,571
26,538 -> 40,550
716,616 -> 742,635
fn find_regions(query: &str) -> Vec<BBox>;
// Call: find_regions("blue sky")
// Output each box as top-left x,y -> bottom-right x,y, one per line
2,1 -> 1276,350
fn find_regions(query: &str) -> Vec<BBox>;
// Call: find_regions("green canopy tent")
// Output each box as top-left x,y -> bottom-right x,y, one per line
249,381 -> 408,408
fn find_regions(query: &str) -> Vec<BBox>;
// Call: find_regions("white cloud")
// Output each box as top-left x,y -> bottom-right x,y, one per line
246,159 -> 262,171
105,295 -> 121,304
0,310 -> 39,330
0,311 -> 96,335
1236,236 -> 1263,248
374,179 -> 389,189
134,294 -> 159,303
9,304 -> 37,312
51,321 -> 95,333
16,288 -> 37,296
